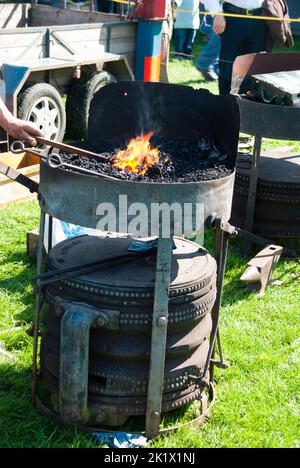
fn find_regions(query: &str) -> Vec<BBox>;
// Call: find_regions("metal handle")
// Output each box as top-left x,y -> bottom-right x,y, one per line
47,153 -> 64,169
36,136 -> 108,161
0,160 -> 39,193
10,140 -> 45,159
47,153 -> 102,177
59,303 -> 99,424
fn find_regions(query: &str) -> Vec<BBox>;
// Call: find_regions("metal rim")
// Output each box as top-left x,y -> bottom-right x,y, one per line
27,97 -> 61,140
41,159 -> 236,186
35,382 -> 215,438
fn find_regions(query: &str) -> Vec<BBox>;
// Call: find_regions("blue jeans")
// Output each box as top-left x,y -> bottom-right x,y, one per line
173,29 -> 197,58
196,31 -> 221,73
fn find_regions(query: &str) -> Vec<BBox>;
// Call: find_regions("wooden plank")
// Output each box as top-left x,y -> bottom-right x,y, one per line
56,27 -> 108,44
110,38 -> 136,55
0,3 -> 29,29
27,228 -> 39,258
29,5 -> 123,27
0,45 -> 44,62
0,31 -> 45,48
0,152 -> 40,209
110,24 -> 136,40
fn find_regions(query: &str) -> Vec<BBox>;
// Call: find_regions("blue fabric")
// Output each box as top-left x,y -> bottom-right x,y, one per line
196,30 -> 221,73
173,28 -> 197,58
59,221 -> 94,239
93,432 -> 148,448
128,239 -> 177,252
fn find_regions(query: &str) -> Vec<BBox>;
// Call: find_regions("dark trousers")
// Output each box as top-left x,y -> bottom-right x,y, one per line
97,0 -> 120,13
219,3 -> 268,95
173,28 -> 197,58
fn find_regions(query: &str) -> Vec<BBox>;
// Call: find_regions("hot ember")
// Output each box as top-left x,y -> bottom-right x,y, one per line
111,131 -> 159,175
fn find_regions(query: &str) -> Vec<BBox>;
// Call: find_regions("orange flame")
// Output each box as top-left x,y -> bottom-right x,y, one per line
112,131 -> 159,175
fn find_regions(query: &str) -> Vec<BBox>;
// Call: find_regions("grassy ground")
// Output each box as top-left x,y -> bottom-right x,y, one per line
0,35 -> 300,448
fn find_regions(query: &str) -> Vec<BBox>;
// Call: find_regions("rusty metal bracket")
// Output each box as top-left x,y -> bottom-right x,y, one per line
145,236 -> 173,440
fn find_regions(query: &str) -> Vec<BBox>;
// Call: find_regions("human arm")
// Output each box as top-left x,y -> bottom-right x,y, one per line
0,98 -> 43,146
200,0 -> 226,34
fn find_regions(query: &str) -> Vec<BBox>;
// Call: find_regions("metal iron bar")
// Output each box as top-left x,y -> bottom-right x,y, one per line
0,160 -> 39,193
201,226 -> 229,384
47,215 -> 53,253
33,252 -> 147,286
31,209 -> 46,404
36,137 -> 108,161
47,154 -> 105,177
145,236 -> 173,439
10,140 -> 45,159
209,231 -> 230,382
235,226 -> 296,258
244,136 -> 262,255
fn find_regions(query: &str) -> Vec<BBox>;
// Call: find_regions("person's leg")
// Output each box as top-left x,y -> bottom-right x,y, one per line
244,16 -> 268,54
196,31 -> 221,74
173,28 -> 186,59
219,9 -> 248,95
97,0 -> 114,13
183,29 -> 197,59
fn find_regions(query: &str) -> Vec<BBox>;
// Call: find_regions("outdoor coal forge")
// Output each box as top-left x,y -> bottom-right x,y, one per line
1,82 -> 241,438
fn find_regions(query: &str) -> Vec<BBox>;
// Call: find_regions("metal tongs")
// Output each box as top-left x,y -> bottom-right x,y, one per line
11,137 -> 111,177
46,153 -> 103,177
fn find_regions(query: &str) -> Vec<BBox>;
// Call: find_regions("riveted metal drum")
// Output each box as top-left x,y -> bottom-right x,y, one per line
40,234 -> 217,427
38,82 -> 240,236
231,152 -> 300,237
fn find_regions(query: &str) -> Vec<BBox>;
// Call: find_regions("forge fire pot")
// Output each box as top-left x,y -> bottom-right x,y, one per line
39,235 -> 217,429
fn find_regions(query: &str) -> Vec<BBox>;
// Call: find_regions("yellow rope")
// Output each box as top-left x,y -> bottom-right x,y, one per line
105,0 -> 300,23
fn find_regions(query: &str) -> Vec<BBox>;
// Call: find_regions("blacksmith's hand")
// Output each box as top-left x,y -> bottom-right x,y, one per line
5,117 -> 44,147
213,15 -> 226,35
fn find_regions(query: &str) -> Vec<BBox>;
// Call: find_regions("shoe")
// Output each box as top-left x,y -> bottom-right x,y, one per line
173,54 -> 185,61
196,66 -> 218,81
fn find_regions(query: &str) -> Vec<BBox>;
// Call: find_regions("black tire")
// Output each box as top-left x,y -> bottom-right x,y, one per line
66,70 -> 116,140
18,83 -> 66,142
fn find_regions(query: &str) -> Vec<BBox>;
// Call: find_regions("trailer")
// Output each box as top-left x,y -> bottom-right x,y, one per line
0,2 -> 137,142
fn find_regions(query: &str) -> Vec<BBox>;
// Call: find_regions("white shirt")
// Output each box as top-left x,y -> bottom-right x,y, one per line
174,0 -> 200,30
201,1 -> 264,12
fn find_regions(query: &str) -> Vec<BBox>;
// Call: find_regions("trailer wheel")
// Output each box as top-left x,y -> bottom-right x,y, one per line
66,71 -> 116,140
18,83 -> 66,142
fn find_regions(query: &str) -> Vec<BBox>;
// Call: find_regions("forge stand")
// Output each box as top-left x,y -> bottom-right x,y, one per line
28,81 -> 240,439
31,210 -> 230,439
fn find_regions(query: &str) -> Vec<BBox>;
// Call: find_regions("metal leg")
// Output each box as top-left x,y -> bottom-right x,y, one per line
31,209 -> 46,404
244,135 -> 262,255
209,229 -> 229,382
145,236 -> 173,439
201,226 -> 229,384
48,215 -> 53,252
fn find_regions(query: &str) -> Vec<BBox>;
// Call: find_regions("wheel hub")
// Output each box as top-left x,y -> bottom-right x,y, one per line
28,97 -> 60,140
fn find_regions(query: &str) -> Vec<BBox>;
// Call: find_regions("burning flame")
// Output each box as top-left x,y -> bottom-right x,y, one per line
112,131 -> 159,175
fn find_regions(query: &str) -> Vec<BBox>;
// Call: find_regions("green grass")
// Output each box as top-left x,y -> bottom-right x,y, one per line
1,36 -> 300,448
0,201 -> 299,448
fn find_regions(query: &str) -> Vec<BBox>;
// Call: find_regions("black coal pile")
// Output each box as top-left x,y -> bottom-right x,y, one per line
56,138 -> 233,183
